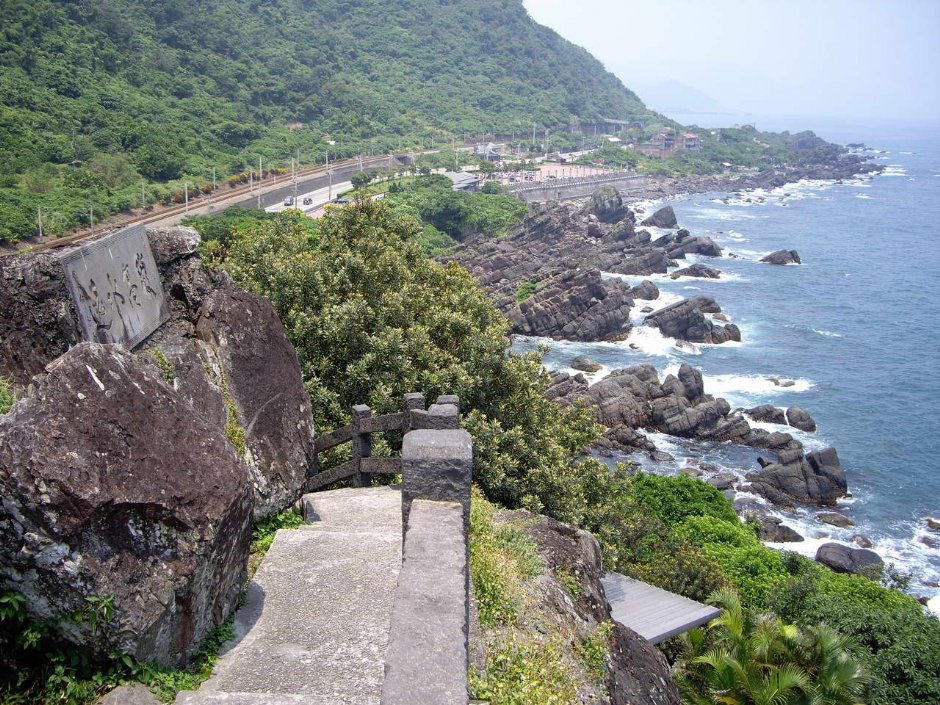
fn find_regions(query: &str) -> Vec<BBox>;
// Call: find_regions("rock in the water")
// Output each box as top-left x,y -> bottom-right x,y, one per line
0,343 -> 253,666
761,249 -> 801,265
670,263 -> 721,279
746,404 -> 787,425
926,517 -> 940,532
818,512 -> 854,527
590,186 -> 627,224
640,205 -> 678,229
747,447 -> 848,507
852,534 -> 873,548
752,514 -> 804,543
643,296 -> 741,344
786,406 -> 817,432
707,473 -> 738,491
816,543 -> 884,576
571,355 -> 602,373
629,280 -> 660,301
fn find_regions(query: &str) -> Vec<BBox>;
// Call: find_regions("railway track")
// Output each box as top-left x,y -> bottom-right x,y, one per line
30,153 -> 396,253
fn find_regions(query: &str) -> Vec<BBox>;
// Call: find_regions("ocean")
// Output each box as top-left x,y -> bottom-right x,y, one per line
514,116 -> 940,606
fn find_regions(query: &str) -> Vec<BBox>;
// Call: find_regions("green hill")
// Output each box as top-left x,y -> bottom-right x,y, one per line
0,0 -> 658,241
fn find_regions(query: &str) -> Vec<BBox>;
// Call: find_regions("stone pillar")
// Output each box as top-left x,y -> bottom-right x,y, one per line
401,429 -> 472,532
351,404 -> 372,488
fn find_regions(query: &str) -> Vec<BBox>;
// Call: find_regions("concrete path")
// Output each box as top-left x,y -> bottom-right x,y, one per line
176,486 -> 402,705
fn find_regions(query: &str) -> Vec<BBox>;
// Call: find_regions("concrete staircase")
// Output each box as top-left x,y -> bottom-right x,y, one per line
175,486 -> 403,705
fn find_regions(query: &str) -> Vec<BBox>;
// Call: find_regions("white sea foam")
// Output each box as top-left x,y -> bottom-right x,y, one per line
812,328 -> 843,338
881,165 -> 907,177
623,326 -> 700,357
855,194 -> 872,199
700,373 -> 814,400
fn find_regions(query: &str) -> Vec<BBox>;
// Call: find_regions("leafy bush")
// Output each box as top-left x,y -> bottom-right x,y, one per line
631,472 -> 740,525
0,377 -> 14,414
515,281 -> 537,302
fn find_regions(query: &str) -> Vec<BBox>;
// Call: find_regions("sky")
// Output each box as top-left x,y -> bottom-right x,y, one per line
523,0 -> 940,124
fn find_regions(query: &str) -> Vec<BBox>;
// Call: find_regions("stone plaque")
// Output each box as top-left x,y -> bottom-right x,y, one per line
59,224 -> 169,349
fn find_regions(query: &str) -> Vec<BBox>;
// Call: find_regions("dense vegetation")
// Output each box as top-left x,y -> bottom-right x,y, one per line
0,0 -> 658,242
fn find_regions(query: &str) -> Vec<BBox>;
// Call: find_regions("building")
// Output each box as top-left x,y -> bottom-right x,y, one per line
473,142 -> 504,162
443,171 -> 480,192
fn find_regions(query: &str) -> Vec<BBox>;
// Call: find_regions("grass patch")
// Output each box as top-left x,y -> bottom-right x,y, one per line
577,621 -> 613,685
149,349 -> 175,385
515,281 -> 537,302
555,569 -> 583,600
469,635 -> 578,705
0,377 -> 13,414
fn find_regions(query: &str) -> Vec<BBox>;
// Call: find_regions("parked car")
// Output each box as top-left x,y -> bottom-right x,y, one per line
283,196 -> 295,206
302,196 -> 313,205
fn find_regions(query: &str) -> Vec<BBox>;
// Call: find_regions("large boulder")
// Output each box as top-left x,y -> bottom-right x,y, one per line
670,263 -> 721,279
590,187 -> 628,224
640,205 -> 678,229
0,343 -> 253,666
195,288 -> 317,518
746,404 -> 787,425
643,296 -> 741,344
786,406 -> 817,432
0,229 -> 316,520
815,543 -> 884,576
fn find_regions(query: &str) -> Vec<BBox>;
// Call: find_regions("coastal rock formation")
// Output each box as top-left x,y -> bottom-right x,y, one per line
503,509 -> 680,705
815,543 -> 884,576
0,343 -> 253,666
590,186 -> 631,224
0,228 -> 316,519
643,296 -> 741,344
761,249 -> 801,265
746,447 -> 848,507
629,280 -> 660,300
818,512 -> 854,528
746,404 -> 787,425
639,205 -> 678,228
671,263 -> 721,279
505,269 -> 634,341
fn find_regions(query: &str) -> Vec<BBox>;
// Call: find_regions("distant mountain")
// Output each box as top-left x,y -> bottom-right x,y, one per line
636,80 -> 734,115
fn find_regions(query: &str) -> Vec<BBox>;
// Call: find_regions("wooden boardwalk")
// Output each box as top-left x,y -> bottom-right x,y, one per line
601,572 -> 721,644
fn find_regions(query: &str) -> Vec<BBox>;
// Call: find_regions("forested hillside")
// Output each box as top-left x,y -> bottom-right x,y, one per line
0,0 -> 657,240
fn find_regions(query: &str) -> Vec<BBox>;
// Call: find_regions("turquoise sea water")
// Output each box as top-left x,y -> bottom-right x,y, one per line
515,117 -> 940,603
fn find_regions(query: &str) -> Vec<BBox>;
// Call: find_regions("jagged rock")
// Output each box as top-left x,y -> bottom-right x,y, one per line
629,280 -> 659,300
746,404 -> 787,425
666,236 -> 722,259
0,251 -> 82,386
752,514 -> 804,543
747,447 -> 848,507
195,287 -> 316,519
593,425 -> 657,454
587,221 -> 605,237
98,684 -> 160,705
761,249 -> 801,265
0,343 -> 253,666
786,406 -> 817,432
510,510 -> 681,705
615,248 -> 671,276
590,187 -> 627,224
506,269 -> 634,341
571,355 -> 602,373
816,543 -> 884,576
640,205 -> 678,228
670,263 -> 721,279
926,517 -> 940,532
818,512 -> 854,527
643,296 -> 741,344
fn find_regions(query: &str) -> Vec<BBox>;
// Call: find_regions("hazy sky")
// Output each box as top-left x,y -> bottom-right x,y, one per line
523,0 -> 940,122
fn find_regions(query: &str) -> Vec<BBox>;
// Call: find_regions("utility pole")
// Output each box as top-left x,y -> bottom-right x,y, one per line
328,167 -> 333,201
292,157 -> 298,203
249,168 -> 253,194
184,182 -> 189,214
37,208 -> 43,238
141,183 -> 146,209
89,206 -> 94,237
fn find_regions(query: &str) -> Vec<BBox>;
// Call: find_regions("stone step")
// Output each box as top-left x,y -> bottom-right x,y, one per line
176,486 -> 402,705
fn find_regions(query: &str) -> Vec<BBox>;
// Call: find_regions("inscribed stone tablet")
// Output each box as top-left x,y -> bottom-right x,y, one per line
58,224 -> 170,349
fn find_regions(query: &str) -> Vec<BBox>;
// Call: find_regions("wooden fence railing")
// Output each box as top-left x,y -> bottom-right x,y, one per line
307,393 -> 461,492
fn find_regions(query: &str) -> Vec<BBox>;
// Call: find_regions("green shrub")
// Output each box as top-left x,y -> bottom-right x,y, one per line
631,472 -> 740,525
0,377 -> 14,414
515,281 -> 537,302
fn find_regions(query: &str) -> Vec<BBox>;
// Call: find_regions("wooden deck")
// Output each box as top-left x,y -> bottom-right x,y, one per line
602,572 -> 722,644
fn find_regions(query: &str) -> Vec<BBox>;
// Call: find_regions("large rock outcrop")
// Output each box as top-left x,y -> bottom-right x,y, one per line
505,269 -> 634,341
643,296 -> 741,344
747,447 -> 848,507
500,509 -> 680,705
761,249 -> 801,265
639,205 -> 678,228
0,228 -> 316,519
815,543 -> 884,576
0,343 -> 253,666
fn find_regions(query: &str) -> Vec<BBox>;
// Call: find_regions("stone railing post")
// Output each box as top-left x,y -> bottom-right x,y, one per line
381,427 -> 472,705
351,404 -> 372,488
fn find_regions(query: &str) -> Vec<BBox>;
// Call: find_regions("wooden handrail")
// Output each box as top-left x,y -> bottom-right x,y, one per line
306,393 -> 461,493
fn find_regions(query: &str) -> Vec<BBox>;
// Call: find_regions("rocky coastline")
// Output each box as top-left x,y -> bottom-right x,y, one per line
446,153 -> 893,576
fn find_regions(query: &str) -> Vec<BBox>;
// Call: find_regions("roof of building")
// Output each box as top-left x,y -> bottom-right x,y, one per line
442,171 -> 479,190
601,572 -> 721,644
